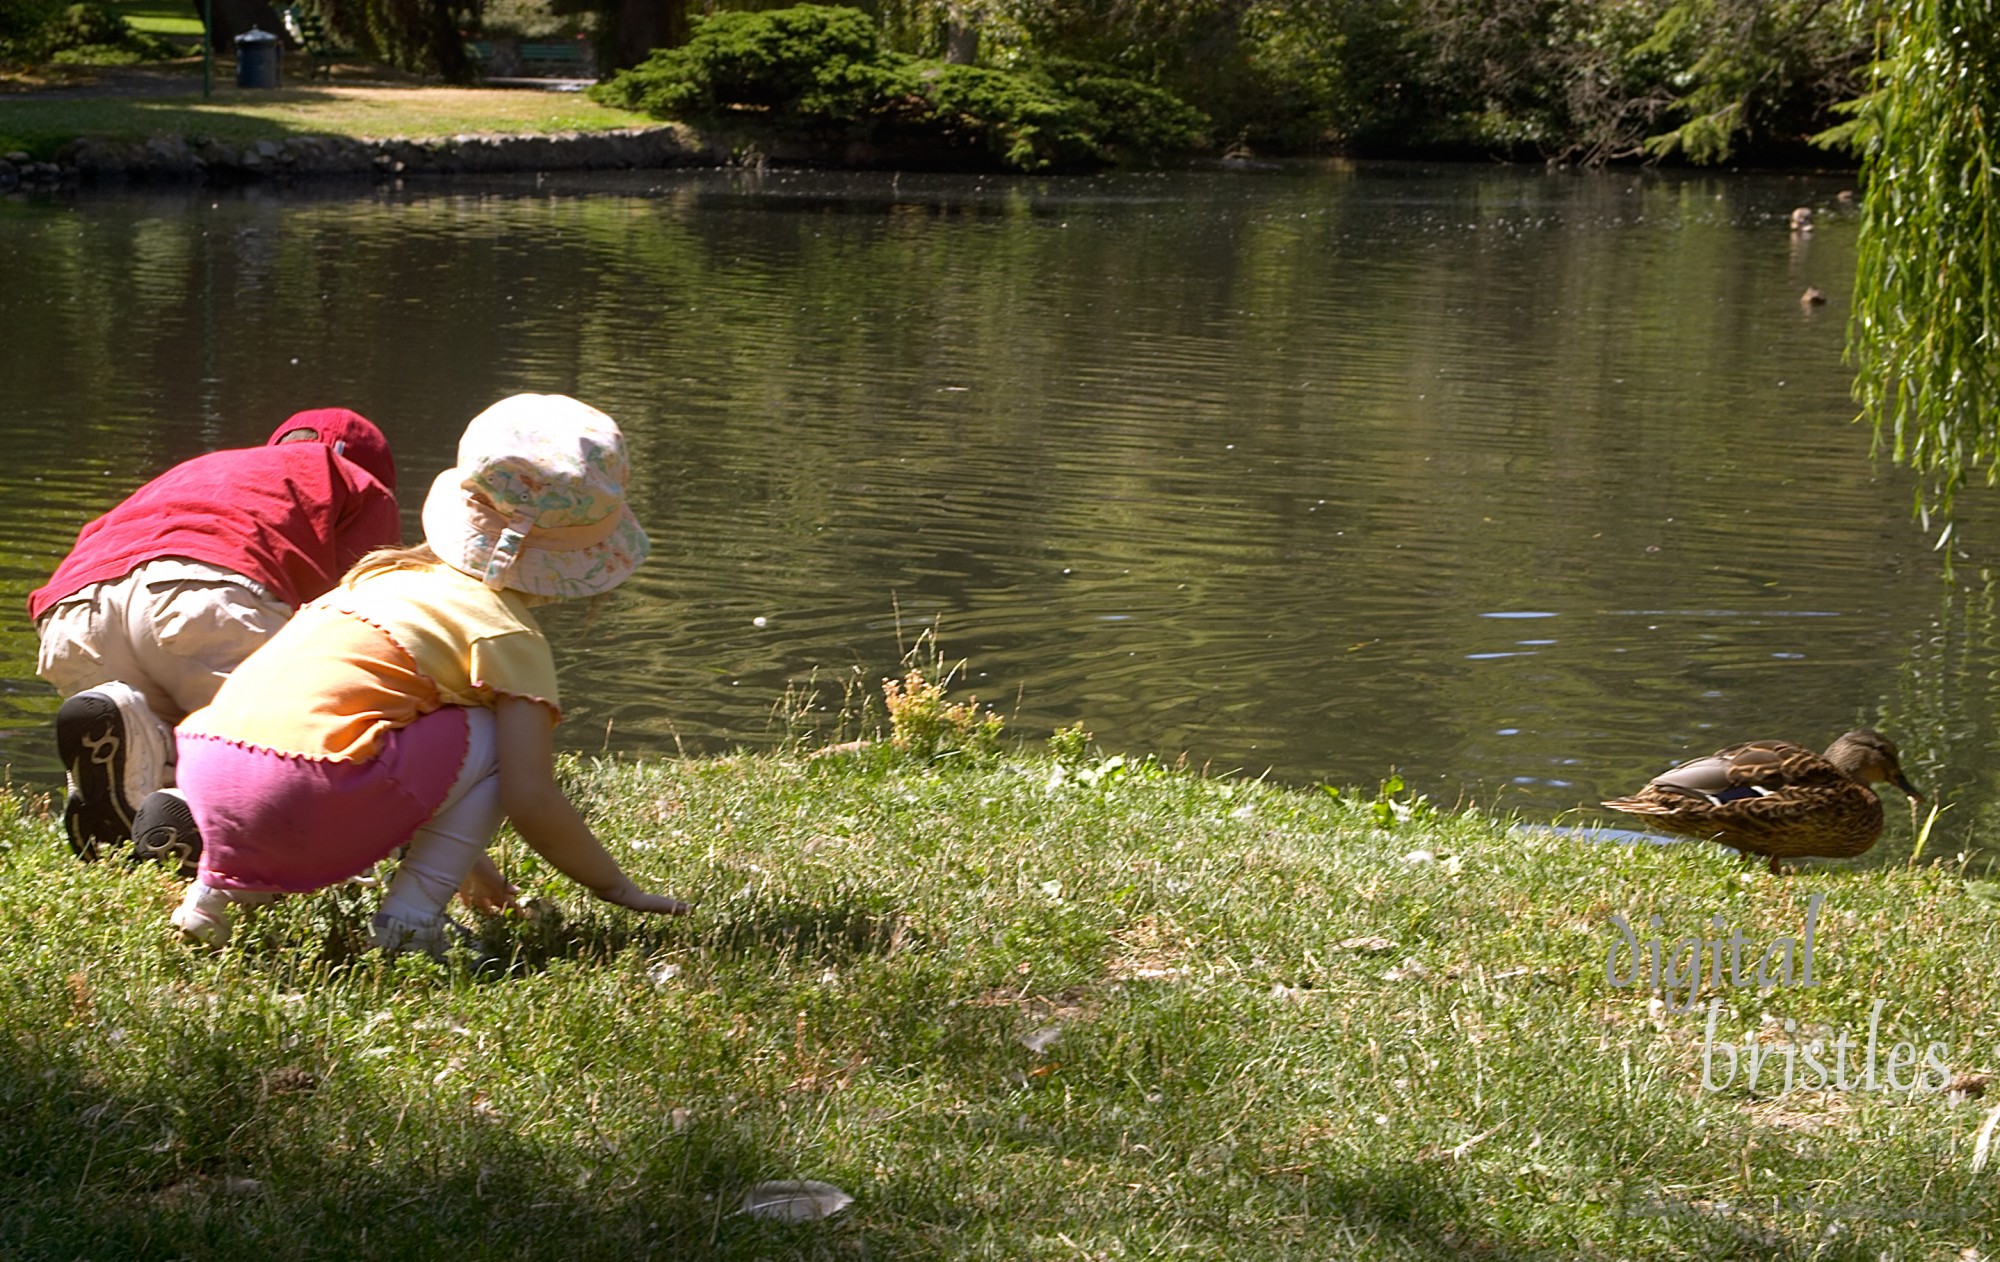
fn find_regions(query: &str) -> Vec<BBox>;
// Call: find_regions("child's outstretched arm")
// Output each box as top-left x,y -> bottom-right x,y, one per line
493,695 -> 692,916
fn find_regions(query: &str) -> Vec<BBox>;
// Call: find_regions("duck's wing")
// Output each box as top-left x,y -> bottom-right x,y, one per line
1645,740 -> 1842,804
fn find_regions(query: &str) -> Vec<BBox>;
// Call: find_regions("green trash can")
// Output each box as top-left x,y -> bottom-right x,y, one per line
234,26 -> 282,89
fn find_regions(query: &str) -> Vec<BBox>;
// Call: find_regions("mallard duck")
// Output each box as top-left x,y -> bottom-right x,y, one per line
1601,729 -> 1921,873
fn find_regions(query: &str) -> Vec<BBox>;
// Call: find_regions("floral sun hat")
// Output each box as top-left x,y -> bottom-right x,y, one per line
421,393 -> 650,599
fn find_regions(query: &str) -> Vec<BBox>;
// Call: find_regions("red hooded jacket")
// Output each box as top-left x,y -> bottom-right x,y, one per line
27,409 -> 402,622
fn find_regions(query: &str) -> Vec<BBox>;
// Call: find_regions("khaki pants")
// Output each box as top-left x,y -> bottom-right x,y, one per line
35,557 -> 293,727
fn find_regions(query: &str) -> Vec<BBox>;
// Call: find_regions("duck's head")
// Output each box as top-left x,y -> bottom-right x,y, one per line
1826,729 -> 1921,799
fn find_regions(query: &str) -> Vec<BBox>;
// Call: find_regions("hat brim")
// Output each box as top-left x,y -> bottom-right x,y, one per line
421,468 -> 650,600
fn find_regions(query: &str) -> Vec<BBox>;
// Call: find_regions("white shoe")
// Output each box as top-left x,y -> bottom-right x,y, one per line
369,910 -> 459,959
171,883 -> 276,949
171,883 -> 235,948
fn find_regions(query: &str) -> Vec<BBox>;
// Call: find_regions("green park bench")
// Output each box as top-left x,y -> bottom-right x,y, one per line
279,4 -> 353,80
519,41 -> 593,78
467,38 -> 594,80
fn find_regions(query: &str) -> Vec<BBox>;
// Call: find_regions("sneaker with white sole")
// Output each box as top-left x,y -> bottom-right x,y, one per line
56,681 -> 170,862
131,788 -> 202,877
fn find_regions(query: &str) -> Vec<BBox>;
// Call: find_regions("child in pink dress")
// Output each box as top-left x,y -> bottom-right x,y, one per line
168,394 -> 688,954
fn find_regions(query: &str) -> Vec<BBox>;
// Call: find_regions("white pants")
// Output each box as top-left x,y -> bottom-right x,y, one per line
379,706 -> 504,926
35,557 -> 292,725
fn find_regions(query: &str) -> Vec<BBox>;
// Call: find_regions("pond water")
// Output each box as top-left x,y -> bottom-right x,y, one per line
6,162 -> 2000,862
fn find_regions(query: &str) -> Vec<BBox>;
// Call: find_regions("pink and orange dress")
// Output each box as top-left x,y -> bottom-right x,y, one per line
175,562 -> 560,893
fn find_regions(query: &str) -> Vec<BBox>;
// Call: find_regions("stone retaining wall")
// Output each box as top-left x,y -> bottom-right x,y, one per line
0,121 -> 1052,191
1,123 -> 719,190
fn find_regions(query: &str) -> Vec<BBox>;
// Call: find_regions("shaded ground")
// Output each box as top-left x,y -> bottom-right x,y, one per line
1,60 -> 210,98
0,54 -> 555,100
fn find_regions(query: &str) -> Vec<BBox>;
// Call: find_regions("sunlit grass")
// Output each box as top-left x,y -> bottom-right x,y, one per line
109,0 -> 205,39
0,84 -> 657,157
140,85 -> 652,136
0,745 -> 1995,1258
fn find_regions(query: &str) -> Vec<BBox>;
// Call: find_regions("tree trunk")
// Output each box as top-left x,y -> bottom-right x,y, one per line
423,0 -> 472,82
608,0 -> 685,71
944,3 -> 978,64
190,0 -> 286,49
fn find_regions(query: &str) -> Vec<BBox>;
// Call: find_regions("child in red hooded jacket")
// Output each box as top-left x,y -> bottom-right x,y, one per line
30,408 -> 401,868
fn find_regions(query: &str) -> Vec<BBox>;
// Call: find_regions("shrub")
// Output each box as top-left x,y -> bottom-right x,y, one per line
7,1 -> 178,62
1047,722 -> 1093,765
877,626 -> 1006,762
589,3 -> 1208,171
1040,57 -> 1209,154
0,0 -> 67,54
43,1 -> 126,46
592,4 -> 903,124
882,666 -> 1005,762
49,42 -> 150,64
903,60 -> 1097,169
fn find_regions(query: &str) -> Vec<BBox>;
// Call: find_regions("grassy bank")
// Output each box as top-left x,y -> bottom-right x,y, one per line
0,79 -> 655,160
0,739 -> 1996,1259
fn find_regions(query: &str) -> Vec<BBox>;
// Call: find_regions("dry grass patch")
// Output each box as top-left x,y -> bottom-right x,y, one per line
135,85 -> 656,138
1105,913 -> 1197,982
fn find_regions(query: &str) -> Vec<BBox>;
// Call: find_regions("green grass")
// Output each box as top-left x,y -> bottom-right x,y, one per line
0,83 -> 658,159
109,0 -> 205,40
0,743 -> 1996,1259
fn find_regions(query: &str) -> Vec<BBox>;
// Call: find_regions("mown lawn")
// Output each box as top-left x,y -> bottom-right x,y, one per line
0,739 -> 1995,1259
108,0 -> 205,41
0,82 -> 656,158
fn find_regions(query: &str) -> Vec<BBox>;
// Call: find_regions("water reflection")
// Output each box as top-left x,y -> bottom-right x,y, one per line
7,162 -> 2000,864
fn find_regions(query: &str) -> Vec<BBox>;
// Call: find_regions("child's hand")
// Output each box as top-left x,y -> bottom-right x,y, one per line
595,878 -> 693,916
456,854 -> 518,916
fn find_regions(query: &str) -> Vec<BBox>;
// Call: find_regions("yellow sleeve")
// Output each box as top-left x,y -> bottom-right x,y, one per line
468,629 -> 562,718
